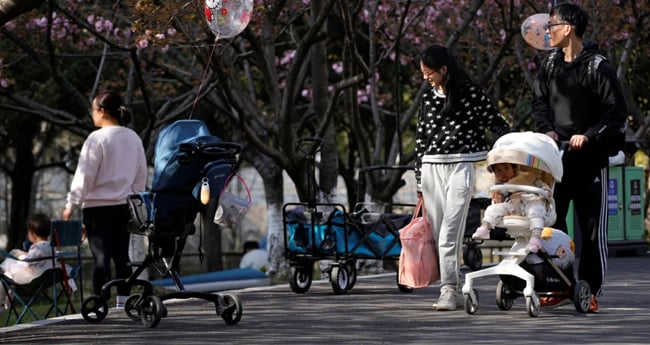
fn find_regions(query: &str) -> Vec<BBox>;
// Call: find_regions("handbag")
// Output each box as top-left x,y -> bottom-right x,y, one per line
398,198 -> 439,288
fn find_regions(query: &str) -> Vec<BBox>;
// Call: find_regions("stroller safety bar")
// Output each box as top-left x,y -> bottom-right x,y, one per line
489,184 -> 549,196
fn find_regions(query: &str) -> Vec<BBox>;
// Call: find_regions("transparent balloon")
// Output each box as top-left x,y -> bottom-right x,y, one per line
204,0 -> 253,39
521,13 -> 552,51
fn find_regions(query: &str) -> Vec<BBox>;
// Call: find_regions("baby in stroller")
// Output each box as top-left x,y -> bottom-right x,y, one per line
470,161 -> 553,252
461,132 -> 592,317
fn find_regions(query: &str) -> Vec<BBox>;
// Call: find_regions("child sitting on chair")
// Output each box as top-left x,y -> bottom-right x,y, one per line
471,163 -> 552,252
0,214 -> 53,309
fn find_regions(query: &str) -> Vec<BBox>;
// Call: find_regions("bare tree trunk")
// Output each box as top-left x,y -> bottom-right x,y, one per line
258,162 -> 285,277
8,129 -> 35,249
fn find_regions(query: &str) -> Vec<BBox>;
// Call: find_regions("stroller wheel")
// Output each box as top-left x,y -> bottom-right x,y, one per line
464,289 -> 479,314
572,280 -> 591,313
330,265 -> 349,295
495,280 -> 514,311
463,243 -> 483,271
81,295 -> 108,323
289,266 -> 313,293
220,294 -> 243,325
525,295 -> 540,317
140,295 -> 164,328
124,294 -> 142,321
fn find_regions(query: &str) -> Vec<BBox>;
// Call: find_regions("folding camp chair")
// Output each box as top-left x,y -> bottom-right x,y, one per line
1,220 -> 84,326
50,220 -> 85,315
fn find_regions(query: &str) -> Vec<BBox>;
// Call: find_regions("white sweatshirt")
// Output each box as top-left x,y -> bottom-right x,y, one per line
65,126 -> 147,210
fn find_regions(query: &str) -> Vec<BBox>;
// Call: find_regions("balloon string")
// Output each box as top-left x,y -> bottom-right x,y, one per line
189,34 -> 220,119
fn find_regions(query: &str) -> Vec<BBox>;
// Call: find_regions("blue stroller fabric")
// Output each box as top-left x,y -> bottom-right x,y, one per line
131,119 -> 238,256
153,119 -> 222,193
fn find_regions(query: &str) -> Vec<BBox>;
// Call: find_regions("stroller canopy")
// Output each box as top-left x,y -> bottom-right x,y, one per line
487,132 -> 563,182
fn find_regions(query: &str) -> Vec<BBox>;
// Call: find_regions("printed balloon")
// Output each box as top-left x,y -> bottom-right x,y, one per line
204,0 -> 253,39
521,13 -> 552,51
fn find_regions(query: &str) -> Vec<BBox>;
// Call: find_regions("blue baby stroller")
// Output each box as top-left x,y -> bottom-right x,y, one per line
80,119 -> 243,328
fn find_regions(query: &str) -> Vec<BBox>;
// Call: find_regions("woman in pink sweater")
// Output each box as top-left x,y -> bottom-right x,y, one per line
62,90 -> 147,307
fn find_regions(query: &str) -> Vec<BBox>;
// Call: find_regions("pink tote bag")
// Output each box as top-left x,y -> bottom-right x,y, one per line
398,198 -> 440,288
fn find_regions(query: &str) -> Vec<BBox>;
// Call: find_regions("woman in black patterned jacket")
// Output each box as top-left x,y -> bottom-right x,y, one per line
416,44 -> 510,311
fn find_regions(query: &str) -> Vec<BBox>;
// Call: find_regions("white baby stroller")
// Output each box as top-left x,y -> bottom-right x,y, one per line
461,132 -> 592,317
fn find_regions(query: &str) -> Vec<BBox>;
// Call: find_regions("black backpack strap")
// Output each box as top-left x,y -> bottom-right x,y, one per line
587,53 -> 606,85
543,48 -> 561,82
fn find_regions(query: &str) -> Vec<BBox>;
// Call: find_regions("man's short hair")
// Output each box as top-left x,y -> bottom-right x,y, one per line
551,3 -> 589,38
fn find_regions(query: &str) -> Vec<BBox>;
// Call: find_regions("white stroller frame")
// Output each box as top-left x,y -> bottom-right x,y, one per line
461,132 -> 579,317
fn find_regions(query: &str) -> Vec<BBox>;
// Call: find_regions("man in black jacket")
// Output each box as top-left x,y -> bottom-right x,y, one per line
531,3 -> 627,313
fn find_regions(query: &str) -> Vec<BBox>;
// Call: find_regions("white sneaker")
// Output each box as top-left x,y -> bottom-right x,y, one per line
434,286 -> 457,311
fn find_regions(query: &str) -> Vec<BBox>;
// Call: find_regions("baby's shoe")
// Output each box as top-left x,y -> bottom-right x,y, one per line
471,225 -> 490,240
526,236 -> 543,253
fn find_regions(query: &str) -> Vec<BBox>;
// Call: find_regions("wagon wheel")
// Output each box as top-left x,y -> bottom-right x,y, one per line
345,260 -> 357,290
330,265 -> 349,295
289,266 -> 313,293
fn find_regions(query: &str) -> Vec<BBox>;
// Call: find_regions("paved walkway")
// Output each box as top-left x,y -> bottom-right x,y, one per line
1,254 -> 649,345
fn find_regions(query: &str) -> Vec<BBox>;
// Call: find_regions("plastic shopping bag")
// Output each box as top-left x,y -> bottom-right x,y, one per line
398,198 -> 439,288
213,174 -> 252,229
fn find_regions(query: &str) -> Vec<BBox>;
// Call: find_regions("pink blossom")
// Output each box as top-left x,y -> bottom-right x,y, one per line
280,51 -> 295,65
103,20 -> 113,33
136,39 -> 149,49
0,79 -> 8,88
331,62 -> 343,74
94,20 -> 105,32
155,33 -> 165,40
167,28 -> 177,36
527,62 -> 537,71
34,17 -> 48,28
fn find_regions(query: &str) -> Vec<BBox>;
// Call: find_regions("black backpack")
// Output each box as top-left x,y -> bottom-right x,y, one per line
543,49 -> 606,85
542,50 -> 626,155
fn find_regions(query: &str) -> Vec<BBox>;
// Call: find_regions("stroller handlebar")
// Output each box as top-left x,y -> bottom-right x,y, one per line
202,141 -> 242,154
489,184 -> 550,197
179,141 -> 241,155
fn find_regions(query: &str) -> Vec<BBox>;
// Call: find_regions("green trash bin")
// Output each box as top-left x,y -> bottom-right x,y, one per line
566,166 -> 646,256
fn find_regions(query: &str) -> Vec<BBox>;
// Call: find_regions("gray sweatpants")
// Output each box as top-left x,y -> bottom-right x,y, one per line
420,162 -> 474,291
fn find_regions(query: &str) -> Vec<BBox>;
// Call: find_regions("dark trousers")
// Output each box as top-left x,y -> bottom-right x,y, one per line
552,151 -> 608,296
83,204 -> 132,296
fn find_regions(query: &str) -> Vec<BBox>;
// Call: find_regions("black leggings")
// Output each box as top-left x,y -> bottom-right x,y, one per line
83,204 -> 131,296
